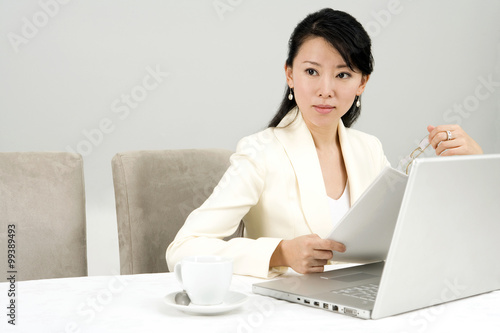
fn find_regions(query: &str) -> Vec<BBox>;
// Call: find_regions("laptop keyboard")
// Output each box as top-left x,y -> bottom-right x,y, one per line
331,283 -> 379,302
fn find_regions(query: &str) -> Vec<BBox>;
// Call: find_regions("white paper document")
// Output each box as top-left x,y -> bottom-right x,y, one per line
327,167 -> 408,263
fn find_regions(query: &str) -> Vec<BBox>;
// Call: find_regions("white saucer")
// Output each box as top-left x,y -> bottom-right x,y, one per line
164,291 -> 248,315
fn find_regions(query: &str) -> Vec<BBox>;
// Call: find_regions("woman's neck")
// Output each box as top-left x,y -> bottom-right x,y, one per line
305,119 -> 340,151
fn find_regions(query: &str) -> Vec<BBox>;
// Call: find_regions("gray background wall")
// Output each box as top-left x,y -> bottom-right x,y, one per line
1,0 -> 499,276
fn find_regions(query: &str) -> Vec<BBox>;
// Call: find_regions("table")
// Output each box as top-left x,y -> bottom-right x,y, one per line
1,265 -> 499,333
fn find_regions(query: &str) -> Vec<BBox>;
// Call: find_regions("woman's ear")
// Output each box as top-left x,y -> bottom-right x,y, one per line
357,74 -> 370,95
285,63 -> 294,89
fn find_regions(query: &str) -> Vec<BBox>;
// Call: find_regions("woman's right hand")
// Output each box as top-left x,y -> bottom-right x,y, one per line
270,234 -> 346,274
427,125 -> 483,156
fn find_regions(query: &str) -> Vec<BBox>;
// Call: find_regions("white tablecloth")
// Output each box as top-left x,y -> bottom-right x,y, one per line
1,267 -> 499,333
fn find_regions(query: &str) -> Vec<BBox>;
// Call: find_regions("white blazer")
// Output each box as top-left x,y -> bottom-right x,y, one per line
166,108 -> 389,278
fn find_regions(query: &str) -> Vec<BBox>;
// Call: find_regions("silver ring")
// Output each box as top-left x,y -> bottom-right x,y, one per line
446,130 -> 452,141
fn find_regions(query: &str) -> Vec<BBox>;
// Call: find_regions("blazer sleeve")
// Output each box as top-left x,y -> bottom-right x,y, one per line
371,135 -> 391,171
166,135 -> 287,279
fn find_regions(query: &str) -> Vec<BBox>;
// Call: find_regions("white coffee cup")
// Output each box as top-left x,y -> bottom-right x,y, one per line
174,256 -> 233,305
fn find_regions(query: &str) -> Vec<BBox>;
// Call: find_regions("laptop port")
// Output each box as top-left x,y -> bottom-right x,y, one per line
332,305 -> 338,311
304,299 -> 310,304
344,307 -> 358,316
323,303 -> 329,309
313,301 -> 320,306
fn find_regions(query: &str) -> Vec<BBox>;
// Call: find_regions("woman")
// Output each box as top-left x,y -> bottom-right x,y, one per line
166,8 -> 482,279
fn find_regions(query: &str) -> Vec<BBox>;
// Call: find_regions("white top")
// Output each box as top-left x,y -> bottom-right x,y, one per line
328,180 -> 350,229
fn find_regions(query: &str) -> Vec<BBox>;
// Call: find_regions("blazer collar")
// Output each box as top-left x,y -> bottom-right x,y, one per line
273,108 -> 362,238
337,119 -> 364,204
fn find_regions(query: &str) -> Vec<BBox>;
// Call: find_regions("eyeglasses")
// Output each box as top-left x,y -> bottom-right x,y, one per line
397,136 -> 433,175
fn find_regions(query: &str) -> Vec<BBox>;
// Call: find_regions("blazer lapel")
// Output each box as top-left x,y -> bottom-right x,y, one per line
338,121 -> 362,204
338,121 -> 373,205
273,109 -> 332,238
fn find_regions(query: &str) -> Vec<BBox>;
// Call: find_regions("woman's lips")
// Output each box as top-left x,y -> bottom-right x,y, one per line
313,105 -> 335,114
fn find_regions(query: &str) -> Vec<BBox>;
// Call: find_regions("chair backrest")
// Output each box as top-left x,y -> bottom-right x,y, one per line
0,152 -> 87,281
112,149 -> 242,275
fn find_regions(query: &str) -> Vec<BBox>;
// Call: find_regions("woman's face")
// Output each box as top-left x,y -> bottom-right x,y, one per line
286,37 -> 369,130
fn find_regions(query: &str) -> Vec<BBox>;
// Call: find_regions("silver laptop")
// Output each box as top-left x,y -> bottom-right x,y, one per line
253,154 -> 500,319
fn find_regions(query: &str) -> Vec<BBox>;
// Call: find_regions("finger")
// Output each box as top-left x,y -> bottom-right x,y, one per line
333,242 -> 346,253
438,146 -> 468,157
430,131 -> 448,150
431,124 -> 460,134
428,124 -> 456,140
434,137 -> 464,156
297,259 -> 327,274
428,126 -> 447,148
311,259 -> 329,267
306,265 -> 325,273
430,128 -> 462,151
438,138 -> 472,156
313,249 -> 334,261
316,239 -> 346,252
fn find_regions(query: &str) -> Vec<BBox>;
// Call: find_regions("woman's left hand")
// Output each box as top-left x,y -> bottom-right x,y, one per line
427,125 -> 483,156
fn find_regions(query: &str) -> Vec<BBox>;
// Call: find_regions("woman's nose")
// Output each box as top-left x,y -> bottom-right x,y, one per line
318,77 -> 334,98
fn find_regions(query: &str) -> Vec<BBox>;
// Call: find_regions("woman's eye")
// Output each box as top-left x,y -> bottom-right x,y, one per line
306,68 -> 318,76
337,72 -> 351,79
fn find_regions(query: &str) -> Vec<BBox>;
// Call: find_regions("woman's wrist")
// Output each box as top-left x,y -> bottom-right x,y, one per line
270,240 -> 288,268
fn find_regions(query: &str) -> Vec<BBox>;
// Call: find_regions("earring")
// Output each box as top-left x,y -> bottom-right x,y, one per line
288,88 -> 294,100
356,95 -> 361,107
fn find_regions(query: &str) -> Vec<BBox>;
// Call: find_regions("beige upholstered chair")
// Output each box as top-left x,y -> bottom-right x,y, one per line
112,149 -> 243,275
0,152 -> 87,282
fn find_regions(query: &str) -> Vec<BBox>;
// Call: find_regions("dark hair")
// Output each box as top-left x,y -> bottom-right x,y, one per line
268,8 -> 374,128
